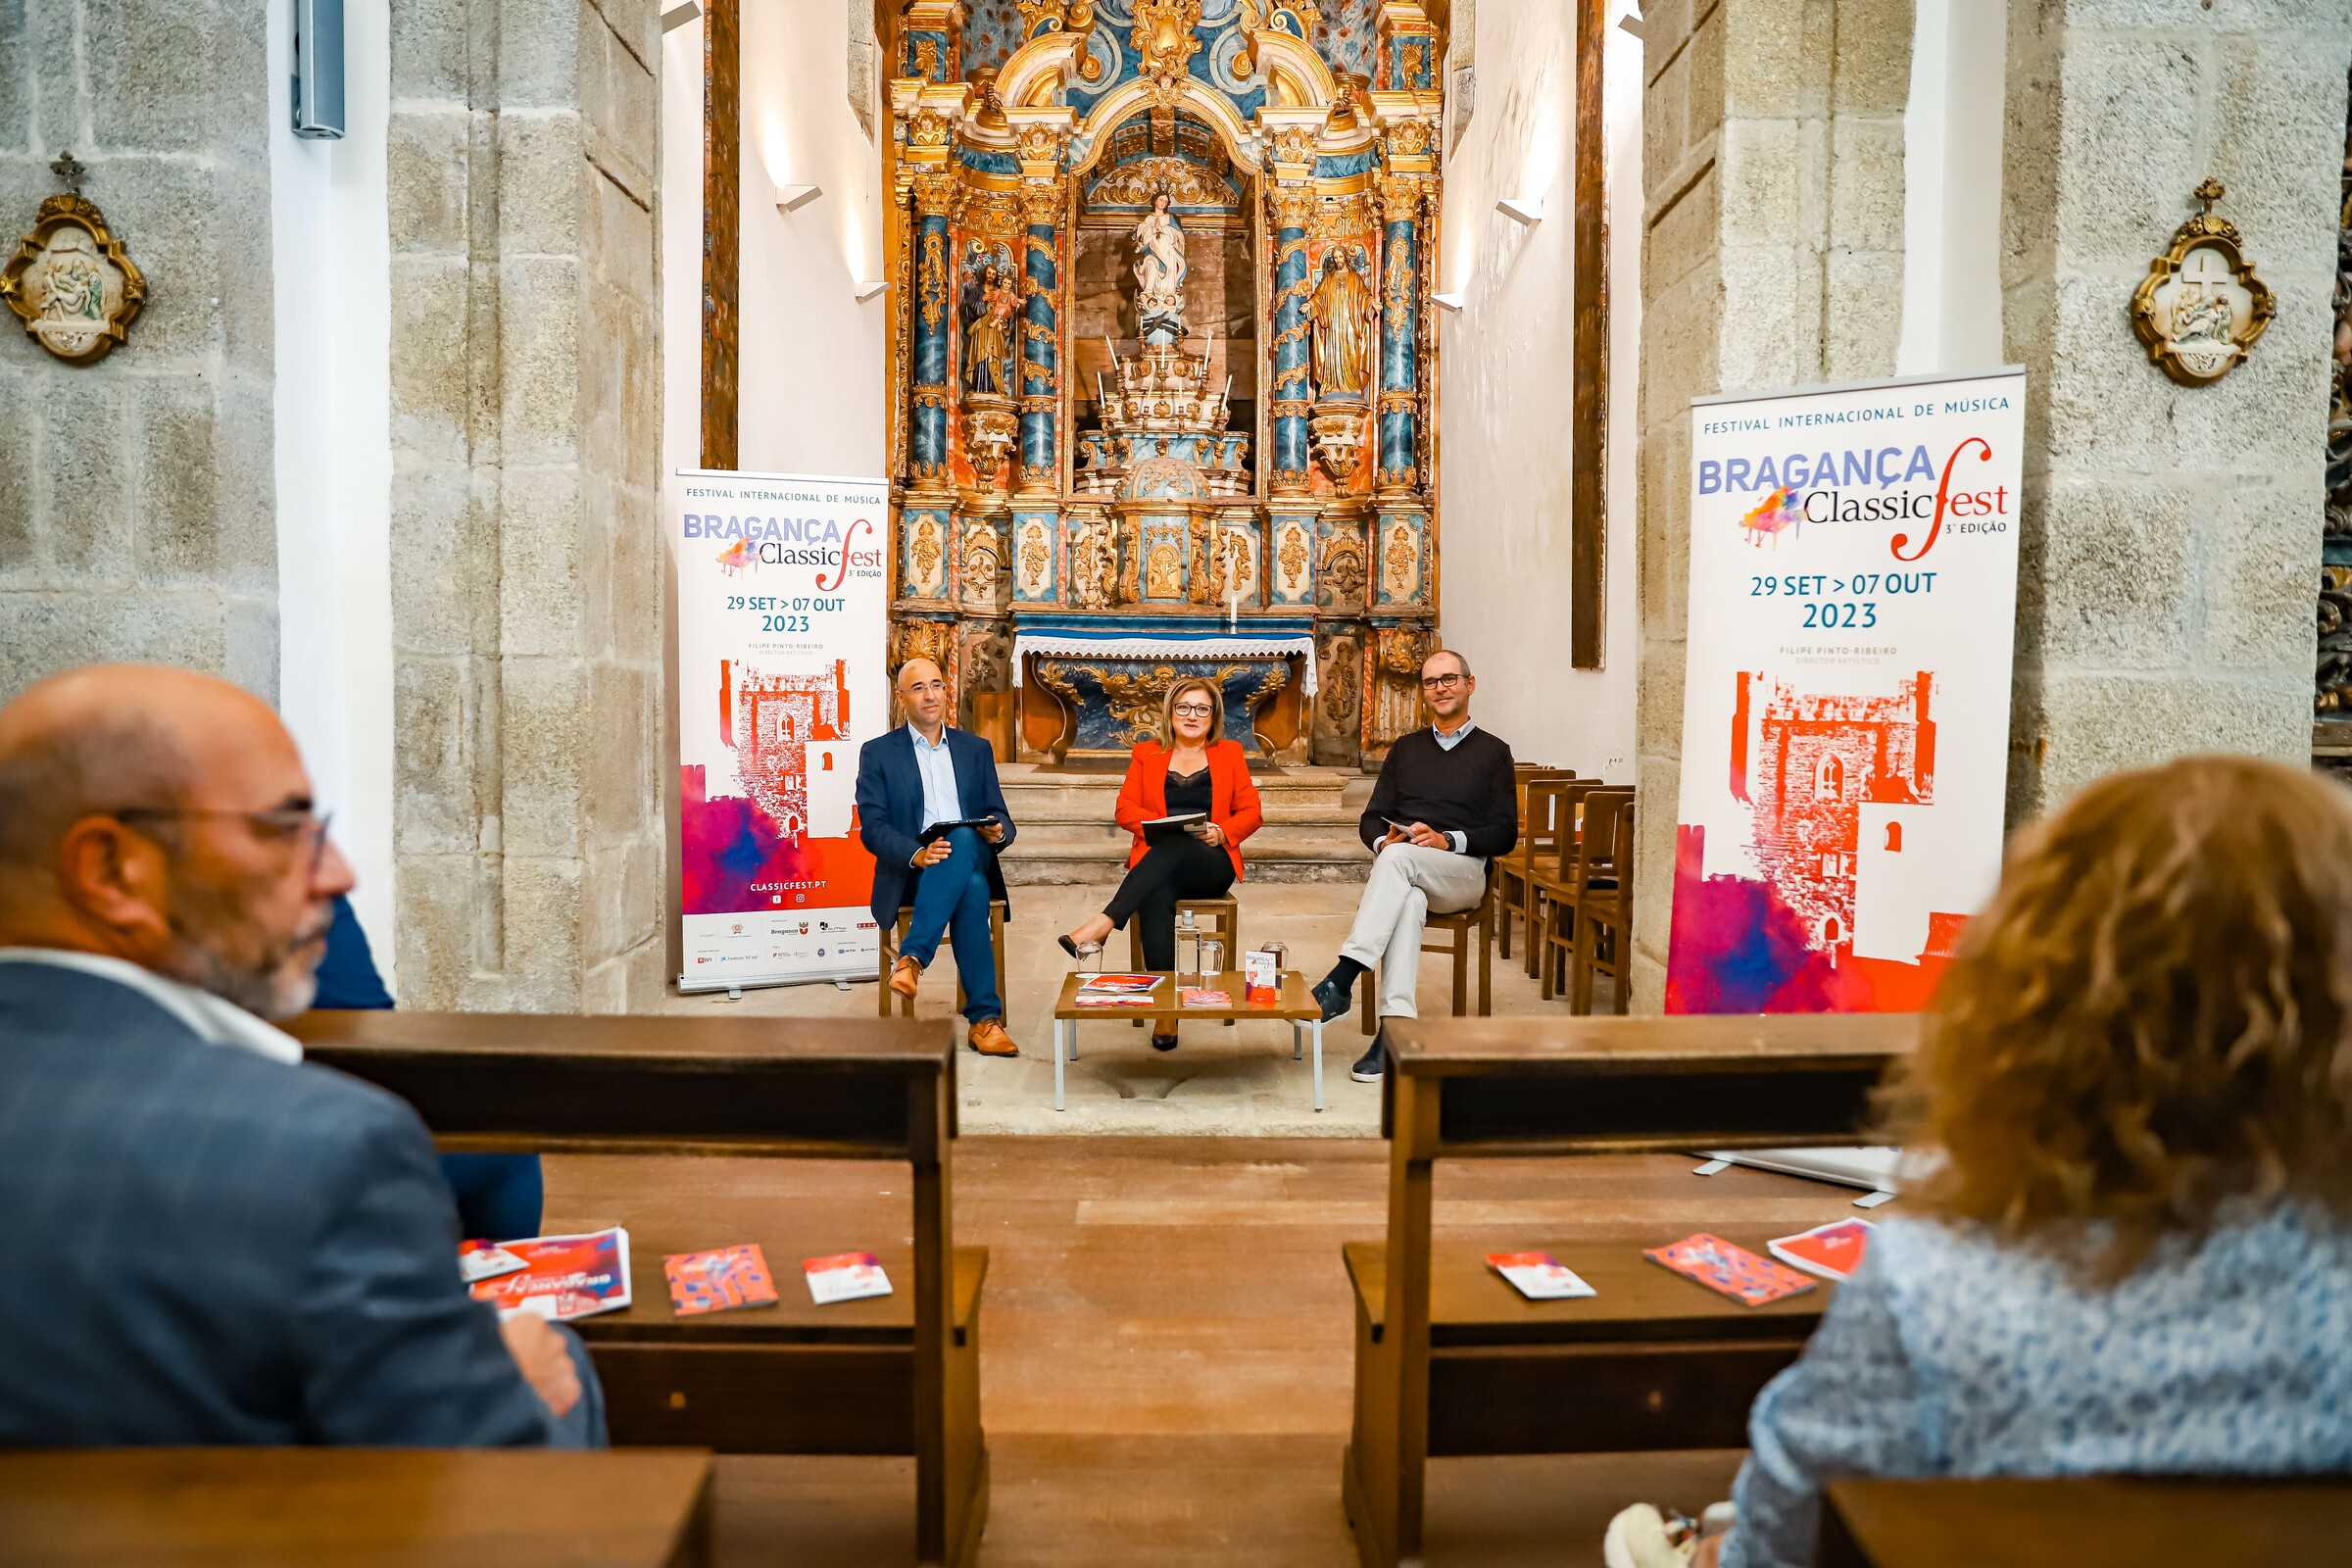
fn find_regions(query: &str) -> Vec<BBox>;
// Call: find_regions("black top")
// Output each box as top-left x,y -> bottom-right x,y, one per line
1358,724 -> 1519,859
1163,764 -> 1212,817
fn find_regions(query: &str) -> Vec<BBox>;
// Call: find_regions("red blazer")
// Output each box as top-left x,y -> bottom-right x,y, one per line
1115,738 -> 1262,880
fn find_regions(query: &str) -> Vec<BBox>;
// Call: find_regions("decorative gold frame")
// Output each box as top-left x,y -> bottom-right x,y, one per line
2130,178 -> 2276,387
2,192 -> 147,365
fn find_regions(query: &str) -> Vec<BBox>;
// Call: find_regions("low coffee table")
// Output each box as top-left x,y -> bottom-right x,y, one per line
1050,969 -> 1328,1112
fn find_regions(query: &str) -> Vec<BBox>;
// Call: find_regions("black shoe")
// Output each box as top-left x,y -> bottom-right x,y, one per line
1349,1037 -> 1387,1083
1312,975 -> 1353,1024
1151,1031 -> 1180,1052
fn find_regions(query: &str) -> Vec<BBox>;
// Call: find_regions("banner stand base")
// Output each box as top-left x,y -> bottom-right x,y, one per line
676,966 -> 877,997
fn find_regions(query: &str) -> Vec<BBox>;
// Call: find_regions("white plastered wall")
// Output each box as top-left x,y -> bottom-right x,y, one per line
1434,1 -> 1642,778
1896,0 -> 2006,376
269,0 -> 397,980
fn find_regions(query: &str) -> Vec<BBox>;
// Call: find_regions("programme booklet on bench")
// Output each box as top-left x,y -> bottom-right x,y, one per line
463,1229 -> 632,1321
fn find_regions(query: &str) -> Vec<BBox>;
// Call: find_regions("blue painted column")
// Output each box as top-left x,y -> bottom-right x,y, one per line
1268,184 -> 1313,492
1017,182 -> 1060,492
1374,177 -> 1424,491
908,172 -> 956,487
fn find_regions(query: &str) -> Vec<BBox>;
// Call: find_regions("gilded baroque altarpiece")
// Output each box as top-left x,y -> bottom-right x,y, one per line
884,0 -> 1445,765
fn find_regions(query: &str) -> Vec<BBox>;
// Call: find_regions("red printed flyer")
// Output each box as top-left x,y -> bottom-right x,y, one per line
466,1229 -> 633,1322
804,1251 -> 893,1305
1766,1218 -> 1875,1282
663,1245 -> 780,1316
1643,1233 -> 1817,1307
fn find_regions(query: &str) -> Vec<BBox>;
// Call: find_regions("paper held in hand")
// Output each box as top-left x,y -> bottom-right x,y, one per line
1141,810 -> 1207,842
463,1229 -> 633,1322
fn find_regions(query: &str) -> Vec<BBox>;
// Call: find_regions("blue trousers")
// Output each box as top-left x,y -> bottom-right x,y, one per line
440,1153 -> 544,1243
902,826 -> 1003,1024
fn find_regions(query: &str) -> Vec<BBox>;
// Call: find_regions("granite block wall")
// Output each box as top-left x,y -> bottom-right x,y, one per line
388,0 -> 663,1011
0,0 -> 278,699
2001,0 -> 2352,820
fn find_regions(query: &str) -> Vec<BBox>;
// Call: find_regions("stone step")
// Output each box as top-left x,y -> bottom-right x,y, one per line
994,762 -> 1375,884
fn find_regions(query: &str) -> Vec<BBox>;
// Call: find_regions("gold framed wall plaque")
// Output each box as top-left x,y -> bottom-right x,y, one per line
2130,178 -> 2275,387
2,191 -> 147,365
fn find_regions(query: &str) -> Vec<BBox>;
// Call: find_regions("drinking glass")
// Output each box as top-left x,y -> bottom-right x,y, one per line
1199,939 -> 1225,982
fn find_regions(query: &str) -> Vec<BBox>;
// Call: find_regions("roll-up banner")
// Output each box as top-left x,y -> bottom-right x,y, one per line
671,469 -> 890,992
1666,368 -> 2027,1013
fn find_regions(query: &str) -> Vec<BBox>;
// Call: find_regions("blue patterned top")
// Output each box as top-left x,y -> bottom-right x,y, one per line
1721,1204 -> 2352,1568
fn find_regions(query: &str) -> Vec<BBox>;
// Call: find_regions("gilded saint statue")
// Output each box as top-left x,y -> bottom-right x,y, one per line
1131,191 -> 1187,336
962,260 -> 1017,395
1304,248 -> 1373,400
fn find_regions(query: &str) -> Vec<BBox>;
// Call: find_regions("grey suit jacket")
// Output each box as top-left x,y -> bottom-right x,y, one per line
0,963 -> 572,1446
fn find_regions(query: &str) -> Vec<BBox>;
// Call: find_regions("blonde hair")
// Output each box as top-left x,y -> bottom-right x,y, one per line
1883,756 -> 2352,1279
1159,677 -> 1225,746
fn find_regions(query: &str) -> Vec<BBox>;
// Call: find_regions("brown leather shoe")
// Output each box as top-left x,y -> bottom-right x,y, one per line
889,955 -> 922,999
967,1017 -> 1019,1057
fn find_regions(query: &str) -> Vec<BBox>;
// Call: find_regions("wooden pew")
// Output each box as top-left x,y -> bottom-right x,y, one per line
0,1447 -> 714,1568
289,1010 -> 988,1568
1342,1012 -> 1918,1568
1818,1475 -> 2352,1568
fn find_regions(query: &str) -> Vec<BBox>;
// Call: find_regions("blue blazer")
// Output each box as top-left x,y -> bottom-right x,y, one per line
856,724 -> 1015,927
0,963 -> 572,1446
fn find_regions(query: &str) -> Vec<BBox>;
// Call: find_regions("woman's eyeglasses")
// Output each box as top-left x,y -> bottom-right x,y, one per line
1172,703 -> 1215,716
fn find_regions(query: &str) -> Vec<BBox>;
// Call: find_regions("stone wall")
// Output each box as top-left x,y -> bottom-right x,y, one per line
0,0 -> 277,697
2001,1 -> 2352,820
387,0 -> 664,1011
1630,0 -> 1913,1010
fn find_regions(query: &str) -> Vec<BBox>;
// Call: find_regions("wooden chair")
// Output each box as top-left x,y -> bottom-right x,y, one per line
291,1011 -> 991,1568
878,901 -> 1008,1018
1360,865 -> 1495,1034
1532,783 -> 1630,997
1340,1012 -> 1918,1568
1572,793 -> 1637,1014
1127,895 -> 1241,1028
1496,773 -> 1578,966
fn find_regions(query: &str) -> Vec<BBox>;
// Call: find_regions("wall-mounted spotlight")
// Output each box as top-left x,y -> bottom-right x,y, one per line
1432,292 -> 1465,314
1496,197 -> 1543,226
776,184 -> 822,213
661,2 -> 702,31
856,279 -> 892,302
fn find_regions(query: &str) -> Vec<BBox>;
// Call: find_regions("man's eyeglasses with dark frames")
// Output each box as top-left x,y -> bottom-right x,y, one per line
1421,673 -> 1466,692
111,808 -> 336,876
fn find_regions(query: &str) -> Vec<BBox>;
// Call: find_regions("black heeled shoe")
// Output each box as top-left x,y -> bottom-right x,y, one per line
1151,1031 -> 1179,1052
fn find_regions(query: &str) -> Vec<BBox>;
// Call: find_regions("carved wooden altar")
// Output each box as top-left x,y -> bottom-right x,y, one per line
883,0 -> 1445,765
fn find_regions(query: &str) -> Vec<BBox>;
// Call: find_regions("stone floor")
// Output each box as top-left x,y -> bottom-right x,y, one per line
661,879 -> 1613,1137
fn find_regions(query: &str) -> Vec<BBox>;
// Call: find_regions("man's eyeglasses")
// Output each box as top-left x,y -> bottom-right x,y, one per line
113,808 -> 336,876
1421,673 -> 1466,691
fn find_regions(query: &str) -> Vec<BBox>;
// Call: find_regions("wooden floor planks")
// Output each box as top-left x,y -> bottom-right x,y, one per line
546,1136 -> 1861,1566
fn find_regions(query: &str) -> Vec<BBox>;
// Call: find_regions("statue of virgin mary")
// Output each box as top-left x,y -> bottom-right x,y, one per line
1131,191 -> 1187,337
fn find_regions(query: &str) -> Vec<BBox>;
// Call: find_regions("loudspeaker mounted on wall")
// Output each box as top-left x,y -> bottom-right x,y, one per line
291,0 -> 345,139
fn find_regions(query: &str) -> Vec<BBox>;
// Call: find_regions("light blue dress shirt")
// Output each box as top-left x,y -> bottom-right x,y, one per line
1720,1203 -> 2352,1568
1433,719 -> 1475,854
908,722 -> 961,834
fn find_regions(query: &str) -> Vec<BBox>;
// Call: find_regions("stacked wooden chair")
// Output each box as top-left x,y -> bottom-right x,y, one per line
1495,768 -> 1577,964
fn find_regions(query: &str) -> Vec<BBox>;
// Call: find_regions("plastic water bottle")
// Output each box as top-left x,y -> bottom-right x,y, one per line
1176,908 -> 1200,985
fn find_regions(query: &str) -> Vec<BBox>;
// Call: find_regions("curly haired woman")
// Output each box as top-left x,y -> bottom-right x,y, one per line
1614,756 -> 2352,1568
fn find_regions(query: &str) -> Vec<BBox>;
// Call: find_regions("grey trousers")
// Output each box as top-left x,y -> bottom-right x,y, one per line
1337,843 -> 1489,1020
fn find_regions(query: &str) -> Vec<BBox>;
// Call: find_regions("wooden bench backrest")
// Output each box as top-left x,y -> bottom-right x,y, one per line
288,1010 -> 956,1161
1382,1012 -> 1917,1157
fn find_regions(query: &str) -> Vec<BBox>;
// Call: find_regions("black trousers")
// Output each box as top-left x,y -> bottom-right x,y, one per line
1103,835 -> 1236,970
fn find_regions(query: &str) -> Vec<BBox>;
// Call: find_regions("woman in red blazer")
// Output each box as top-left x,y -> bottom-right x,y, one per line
1060,676 -> 1263,1050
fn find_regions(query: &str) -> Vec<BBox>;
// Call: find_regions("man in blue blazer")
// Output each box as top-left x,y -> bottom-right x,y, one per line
856,656 -> 1020,1056
0,664 -> 602,1446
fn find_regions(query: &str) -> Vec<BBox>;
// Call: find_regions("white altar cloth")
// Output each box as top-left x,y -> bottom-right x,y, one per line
1011,631 -> 1318,695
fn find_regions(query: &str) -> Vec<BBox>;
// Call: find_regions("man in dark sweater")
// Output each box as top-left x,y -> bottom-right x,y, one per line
1314,649 -> 1517,1081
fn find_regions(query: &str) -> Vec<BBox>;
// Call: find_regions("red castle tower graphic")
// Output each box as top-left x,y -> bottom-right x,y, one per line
721,658 -> 851,839
1729,669 -> 1937,961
